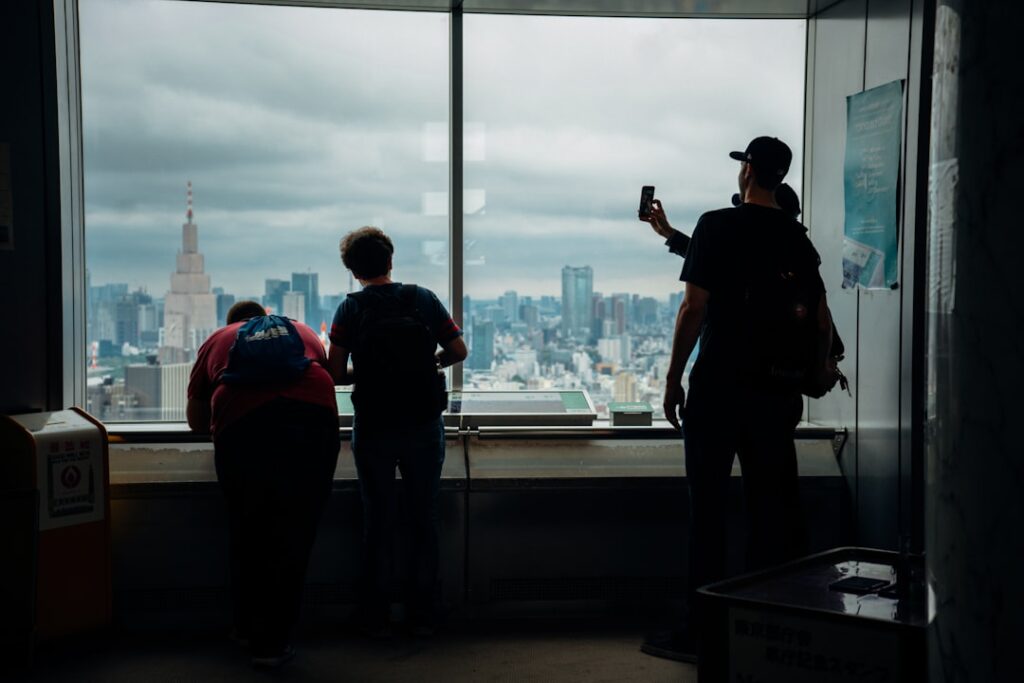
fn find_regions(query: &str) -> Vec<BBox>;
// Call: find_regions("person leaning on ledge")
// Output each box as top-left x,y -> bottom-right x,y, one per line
186,300 -> 340,668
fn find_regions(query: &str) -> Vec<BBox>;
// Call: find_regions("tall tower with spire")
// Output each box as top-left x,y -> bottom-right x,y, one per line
158,181 -> 217,364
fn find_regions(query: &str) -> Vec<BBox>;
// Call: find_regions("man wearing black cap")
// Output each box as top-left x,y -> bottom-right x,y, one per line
641,137 -> 832,662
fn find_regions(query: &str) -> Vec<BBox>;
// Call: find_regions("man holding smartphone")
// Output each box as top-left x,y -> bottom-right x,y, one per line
638,137 -> 832,662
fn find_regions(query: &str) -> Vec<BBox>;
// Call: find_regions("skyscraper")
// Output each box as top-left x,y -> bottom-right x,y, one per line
561,265 -> 593,340
282,291 -> 306,324
468,319 -> 495,370
159,182 -> 217,364
291,272 -> 320,327
499,290 -> 518,323
264,278 -> 290,315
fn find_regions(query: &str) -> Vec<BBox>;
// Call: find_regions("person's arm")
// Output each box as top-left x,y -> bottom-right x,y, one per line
186,339 -> 213,433
666,230 -> 691,257
663,283 -> 709,429
186,398 -> 211,433
437,336 -> 468,368
326,344 -> 353,385
641,199 -> 690,255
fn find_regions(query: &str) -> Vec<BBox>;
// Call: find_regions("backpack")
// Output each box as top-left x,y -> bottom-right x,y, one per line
348,285 -> 446,422
742,233 -> 849,398
220,315 -> 311,385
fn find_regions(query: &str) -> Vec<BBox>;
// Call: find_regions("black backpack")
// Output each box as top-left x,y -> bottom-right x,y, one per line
741,235 -> 848,397
221,315 -> 311,386
348,285 -> 446,422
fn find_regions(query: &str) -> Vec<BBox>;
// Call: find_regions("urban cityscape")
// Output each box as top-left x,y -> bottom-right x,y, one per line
86,186 -> 690,422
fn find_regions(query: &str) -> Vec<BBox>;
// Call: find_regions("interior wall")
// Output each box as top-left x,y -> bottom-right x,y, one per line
805,0 -> 930,550
0,1 -> 62,415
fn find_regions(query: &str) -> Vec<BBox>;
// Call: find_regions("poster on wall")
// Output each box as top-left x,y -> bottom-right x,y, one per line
842,80 -> 904,289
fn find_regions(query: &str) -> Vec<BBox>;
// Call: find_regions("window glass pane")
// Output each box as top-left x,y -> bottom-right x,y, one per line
463,15 -> 805,417
80,0 -> 449,421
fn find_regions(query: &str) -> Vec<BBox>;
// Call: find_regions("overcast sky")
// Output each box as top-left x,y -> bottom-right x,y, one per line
80,0 -> 805,302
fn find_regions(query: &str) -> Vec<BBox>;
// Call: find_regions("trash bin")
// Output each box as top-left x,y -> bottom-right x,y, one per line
0,408 -> 112,649
697,547 -> 927,683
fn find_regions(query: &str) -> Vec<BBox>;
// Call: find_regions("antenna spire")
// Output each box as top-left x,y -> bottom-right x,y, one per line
186,180 -> 193,222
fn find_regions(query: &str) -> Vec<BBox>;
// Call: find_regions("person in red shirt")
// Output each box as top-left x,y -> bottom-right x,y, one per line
187,300 -> 340,668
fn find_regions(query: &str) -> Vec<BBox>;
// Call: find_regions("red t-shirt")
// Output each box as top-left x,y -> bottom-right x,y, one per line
188,320 -> 336,438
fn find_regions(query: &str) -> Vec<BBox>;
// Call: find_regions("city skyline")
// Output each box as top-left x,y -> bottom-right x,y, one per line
80,0 -> 805,299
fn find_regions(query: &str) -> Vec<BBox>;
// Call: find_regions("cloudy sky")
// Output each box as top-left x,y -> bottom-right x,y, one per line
80,0 -> 805,302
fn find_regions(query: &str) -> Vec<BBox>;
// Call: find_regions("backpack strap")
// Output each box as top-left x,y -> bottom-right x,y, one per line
397,284 -> 418,312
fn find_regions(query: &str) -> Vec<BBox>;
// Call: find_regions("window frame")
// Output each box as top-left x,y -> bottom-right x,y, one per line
57,0 -> 812,421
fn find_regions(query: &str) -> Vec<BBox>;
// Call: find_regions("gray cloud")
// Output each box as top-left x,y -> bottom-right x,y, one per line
81,0 -> 805,302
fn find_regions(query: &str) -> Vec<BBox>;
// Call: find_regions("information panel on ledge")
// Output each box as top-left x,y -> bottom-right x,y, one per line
335,389 -> 596,428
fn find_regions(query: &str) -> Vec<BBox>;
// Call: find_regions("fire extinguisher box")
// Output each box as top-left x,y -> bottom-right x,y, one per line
0,408 -> 112,651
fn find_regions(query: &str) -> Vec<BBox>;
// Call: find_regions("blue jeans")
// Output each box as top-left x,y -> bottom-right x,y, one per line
351,417 -> 446,621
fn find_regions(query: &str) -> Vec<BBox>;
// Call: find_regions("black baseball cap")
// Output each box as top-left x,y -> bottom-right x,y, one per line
729,136 -> 792,181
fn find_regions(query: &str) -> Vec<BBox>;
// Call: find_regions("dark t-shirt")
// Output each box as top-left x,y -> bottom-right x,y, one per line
328,283 -> 461,350
679,204 -> 824,394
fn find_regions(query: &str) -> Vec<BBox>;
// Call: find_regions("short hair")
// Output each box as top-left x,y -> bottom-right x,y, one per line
340,226 -> 394,279
226,300 -> 266,325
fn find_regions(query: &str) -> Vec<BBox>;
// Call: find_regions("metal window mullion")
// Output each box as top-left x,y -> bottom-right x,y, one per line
449,4 -> 463,390
55,0 -> 86,410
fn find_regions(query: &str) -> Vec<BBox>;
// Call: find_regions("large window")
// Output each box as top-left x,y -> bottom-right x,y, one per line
462,15 -> 805,415
81,0 -> 449,420
79,1 -> 805,422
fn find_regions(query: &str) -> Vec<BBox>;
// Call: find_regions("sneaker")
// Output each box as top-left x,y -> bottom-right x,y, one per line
640,630 -> 697,664
251,645 -> 296,668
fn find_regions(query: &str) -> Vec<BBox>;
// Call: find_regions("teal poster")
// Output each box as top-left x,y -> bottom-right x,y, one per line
842,80 -> 904,289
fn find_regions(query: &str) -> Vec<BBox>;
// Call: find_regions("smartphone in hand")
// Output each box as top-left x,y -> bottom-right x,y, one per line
638,185 -> 655,219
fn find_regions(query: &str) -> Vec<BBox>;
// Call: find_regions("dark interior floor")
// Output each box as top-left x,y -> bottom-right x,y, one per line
14,620 -> 695,683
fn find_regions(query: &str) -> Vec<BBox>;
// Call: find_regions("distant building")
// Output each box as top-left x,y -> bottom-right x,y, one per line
264,278 -> 290,315
282,291 -> 306,324
468,320 -> 495,370
611,293 -> 630,335
636,297 -> 658,326
291,272 -> 320,327
159,182 -> 217,364
124,360 -> 192,421
561,265 -> 593,340
499,290 -> 518,323
215,292 -> 236,327
614,372 -> 639,403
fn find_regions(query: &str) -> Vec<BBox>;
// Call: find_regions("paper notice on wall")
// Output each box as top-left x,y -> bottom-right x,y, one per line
842,81 -> 904,289
0,143 -> 12,250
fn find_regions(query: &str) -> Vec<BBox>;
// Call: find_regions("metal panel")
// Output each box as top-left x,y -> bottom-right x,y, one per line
465,438 -> 846,609
901,0 -> 931,555
855,0 -> 911,551
188,0 -> 837,18
804,0 -> 865,517
108,439 -> 467,623
462,0 -> 810,17
0,1 -> 54,414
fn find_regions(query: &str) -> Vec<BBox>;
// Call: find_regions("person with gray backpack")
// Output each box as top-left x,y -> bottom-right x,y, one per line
326,226 -> 467,637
